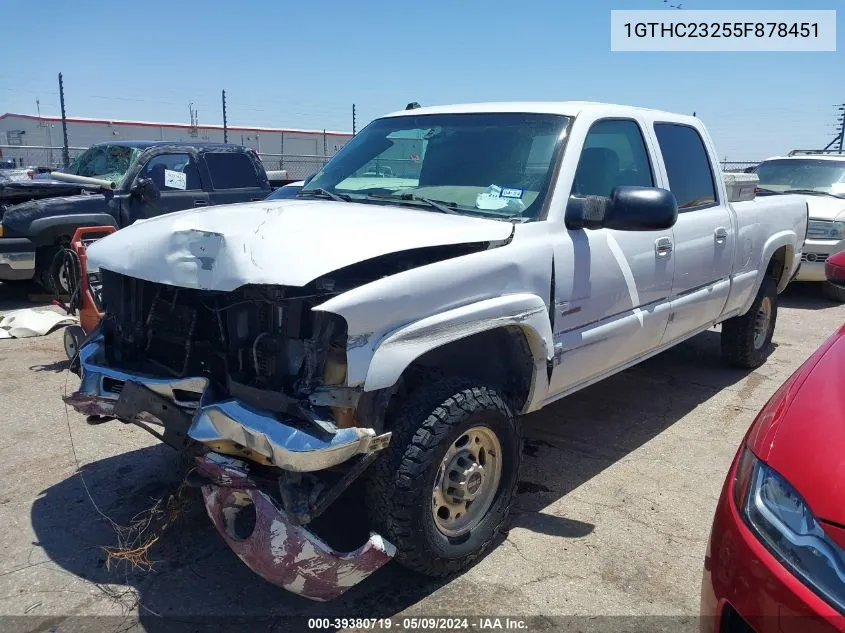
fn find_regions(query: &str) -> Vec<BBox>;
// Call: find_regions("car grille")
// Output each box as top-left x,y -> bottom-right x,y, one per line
801,253 -> 828,263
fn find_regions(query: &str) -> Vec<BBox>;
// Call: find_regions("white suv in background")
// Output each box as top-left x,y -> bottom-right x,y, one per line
755,152 -> 845,300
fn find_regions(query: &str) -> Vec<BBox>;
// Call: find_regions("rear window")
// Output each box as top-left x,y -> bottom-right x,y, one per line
654,123 -> 717,210
204,152 -> 261,189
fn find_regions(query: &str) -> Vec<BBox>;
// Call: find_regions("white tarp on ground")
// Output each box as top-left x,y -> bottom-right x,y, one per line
0,309 -> 77,339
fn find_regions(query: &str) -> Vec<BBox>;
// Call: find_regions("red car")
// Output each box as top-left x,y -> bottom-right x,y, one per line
701,250 -> 845,632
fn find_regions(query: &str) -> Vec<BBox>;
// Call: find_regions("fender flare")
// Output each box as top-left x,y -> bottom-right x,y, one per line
29,213 -> 119,247
353,293 -> 554,414
739,230 -> 797,315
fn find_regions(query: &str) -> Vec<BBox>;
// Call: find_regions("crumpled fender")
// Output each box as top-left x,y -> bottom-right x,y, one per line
359,293 -> 553,413
196,453 -> 395,601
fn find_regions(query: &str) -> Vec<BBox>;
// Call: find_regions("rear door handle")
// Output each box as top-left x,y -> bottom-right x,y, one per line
714,227 -> 728,244
194,199 -> 208,207
655,236 -> 673,257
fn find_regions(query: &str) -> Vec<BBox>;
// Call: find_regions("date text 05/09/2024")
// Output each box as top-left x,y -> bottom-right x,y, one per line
307,617 -> 529,630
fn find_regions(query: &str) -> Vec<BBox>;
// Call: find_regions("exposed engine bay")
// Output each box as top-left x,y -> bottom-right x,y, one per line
98,269 -> 353,426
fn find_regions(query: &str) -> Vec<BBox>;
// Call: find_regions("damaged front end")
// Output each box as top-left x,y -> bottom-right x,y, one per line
64,270 -> 395,599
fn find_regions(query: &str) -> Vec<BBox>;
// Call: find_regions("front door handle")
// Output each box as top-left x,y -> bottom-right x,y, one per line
655,236 -> 673,257
194,199 -> 208,207
714,227 -> 728,244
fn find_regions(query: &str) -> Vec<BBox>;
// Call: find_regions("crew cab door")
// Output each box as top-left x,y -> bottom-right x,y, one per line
548,118 -> 675,396
126,152 -> 209,223
202,151 -> 268,206
653,123 -> 734,344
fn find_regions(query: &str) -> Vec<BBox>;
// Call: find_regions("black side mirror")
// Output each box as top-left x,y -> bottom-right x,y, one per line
131,177 -> 161,204
565,186 -> 678,231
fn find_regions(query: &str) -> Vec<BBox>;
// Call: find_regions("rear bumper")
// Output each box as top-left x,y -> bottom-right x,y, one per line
64,337 -> 391,473
196,452 -> 395,601
0,237 -> 35,280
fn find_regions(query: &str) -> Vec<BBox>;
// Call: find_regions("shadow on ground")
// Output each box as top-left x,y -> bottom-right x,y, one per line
31,328 -> 754,629
0,281 -> 50,313
780,281 -> 841,311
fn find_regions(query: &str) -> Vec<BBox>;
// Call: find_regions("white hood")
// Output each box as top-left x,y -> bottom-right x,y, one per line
87,199 -> 514,291
805,195 -> 845,221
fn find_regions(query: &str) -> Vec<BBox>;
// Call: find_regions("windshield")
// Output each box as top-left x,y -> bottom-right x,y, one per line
302,112 -> 570,220
66,144 -> 140,183
756,159 -> 845,197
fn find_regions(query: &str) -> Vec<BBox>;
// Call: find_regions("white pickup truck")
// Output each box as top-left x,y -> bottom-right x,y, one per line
65,102 -> 808,601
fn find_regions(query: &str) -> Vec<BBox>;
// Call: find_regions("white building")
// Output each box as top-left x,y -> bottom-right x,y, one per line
0,112 -> 353,178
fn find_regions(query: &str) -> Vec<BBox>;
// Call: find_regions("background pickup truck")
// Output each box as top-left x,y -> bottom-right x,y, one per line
0,141 -> 272,289
66,102 -> 808,601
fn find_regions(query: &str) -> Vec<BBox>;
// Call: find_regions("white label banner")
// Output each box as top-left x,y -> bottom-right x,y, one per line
611,10 -> 836,52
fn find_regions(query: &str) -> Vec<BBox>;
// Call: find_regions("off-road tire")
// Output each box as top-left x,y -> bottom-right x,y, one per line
823,281 -> 845,303
721,276 -> 777,369
366,378 -> 522,577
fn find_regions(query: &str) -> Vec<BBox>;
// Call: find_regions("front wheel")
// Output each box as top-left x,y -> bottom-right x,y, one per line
721,276 -> 777,369
366,378 -> 521,577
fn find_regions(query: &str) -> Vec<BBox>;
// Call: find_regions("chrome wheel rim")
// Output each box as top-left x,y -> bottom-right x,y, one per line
432,425 -> 502,537
753,297 -> 772,350
57,260 -> 71,293
63,327 -> 79,359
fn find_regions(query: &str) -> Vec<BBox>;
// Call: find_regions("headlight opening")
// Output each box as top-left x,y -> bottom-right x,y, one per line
739,452 -> 845,613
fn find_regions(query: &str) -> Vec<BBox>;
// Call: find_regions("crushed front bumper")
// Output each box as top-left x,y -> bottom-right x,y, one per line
195,453 -> 395,601
65,338 -> 390,472
63,337 -> 396,600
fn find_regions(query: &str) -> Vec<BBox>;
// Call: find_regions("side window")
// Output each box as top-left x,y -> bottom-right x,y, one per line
653,123 -> 717,210
141,153 -> 201,191
204,152 -> 261,189
571,119 -> 654,198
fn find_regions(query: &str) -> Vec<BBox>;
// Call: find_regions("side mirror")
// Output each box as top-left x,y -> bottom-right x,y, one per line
131,177 -> 161,204
565,186 -> 678,231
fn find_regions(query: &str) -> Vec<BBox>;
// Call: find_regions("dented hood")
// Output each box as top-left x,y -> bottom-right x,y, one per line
86,199 -> 513,291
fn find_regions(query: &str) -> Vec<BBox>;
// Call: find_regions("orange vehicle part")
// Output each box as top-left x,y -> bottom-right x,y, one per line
70,225 -> 116,334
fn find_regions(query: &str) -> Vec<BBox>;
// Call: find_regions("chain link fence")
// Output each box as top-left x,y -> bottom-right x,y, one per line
720,160 -> 760,173
0,145 -> 87,169
257,154 -> 333,180
0,145 -> 336,181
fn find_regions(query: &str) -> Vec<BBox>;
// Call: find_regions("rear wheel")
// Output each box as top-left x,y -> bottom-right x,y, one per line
366,378 -> 521,577
823,281 -> 845,303
721,276 -> 777,369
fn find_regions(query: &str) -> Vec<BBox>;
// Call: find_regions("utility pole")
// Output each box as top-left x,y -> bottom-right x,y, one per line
222,89 -> 228,143
352,103 -> 357,135
58,73 -> 70,168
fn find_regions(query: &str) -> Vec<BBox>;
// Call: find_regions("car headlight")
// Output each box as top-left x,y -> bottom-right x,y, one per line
735,448 -> 845,612
807,220 -> 845,240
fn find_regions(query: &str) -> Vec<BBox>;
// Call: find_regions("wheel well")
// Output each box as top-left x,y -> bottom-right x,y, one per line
387,326 -> 535,421
767,245 -> 790,289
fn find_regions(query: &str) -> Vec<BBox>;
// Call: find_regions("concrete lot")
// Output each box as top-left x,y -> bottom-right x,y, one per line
0,281 -> 843,631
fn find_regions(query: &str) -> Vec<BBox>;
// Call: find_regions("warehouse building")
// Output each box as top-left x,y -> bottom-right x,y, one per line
0,112 -> 353,178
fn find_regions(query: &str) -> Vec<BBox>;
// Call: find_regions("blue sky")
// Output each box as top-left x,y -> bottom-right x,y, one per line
0,0 -> 841,159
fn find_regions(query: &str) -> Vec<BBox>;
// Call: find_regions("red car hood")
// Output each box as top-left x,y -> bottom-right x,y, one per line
748,325 -> 845,526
